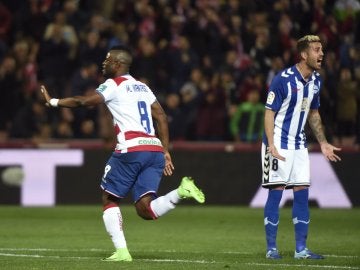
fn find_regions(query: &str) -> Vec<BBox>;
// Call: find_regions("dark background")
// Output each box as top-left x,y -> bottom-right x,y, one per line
1,148 -> 359,206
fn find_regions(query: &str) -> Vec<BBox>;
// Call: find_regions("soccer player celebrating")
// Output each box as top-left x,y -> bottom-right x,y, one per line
40,45 -> 205,262
262,35 -> 341,259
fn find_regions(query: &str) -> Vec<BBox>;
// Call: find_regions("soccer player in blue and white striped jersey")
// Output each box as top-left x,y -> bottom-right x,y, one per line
262,35 -> 341,259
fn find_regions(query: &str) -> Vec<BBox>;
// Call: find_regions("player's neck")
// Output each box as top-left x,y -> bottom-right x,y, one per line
296,63 -> 312,82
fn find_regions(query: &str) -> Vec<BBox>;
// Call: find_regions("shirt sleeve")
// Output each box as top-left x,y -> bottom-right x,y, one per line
96,79 -> 117,102
143,85 -> 157,104
265,75 -> 285,112
310,79 -> 321,109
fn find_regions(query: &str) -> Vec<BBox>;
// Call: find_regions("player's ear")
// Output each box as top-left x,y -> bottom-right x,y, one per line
301,51 -> 307,60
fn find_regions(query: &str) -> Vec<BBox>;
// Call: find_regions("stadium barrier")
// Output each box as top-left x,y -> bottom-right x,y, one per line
0,142 -> 358,207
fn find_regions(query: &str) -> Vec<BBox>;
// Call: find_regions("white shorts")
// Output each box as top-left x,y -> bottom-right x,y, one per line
261,143 -> 310,188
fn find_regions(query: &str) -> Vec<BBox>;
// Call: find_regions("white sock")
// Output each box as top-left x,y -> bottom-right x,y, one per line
102,206 -> 127,249
150,190 -> 181,218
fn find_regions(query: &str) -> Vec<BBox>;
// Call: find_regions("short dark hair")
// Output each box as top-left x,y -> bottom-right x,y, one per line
109,45 -> 132,66
109,45 -> 131,55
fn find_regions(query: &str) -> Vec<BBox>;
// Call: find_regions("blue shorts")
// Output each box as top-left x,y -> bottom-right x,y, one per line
100,151 -> 165,202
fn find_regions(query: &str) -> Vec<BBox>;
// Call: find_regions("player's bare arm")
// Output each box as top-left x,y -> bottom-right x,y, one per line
40,85 -> 104,108
151,100 -> 174,176
264,108 -> 286,161
308,109 -> 341,162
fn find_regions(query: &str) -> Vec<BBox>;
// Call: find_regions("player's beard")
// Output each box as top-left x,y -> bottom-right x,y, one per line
307,58 -> 321,71
103,66 -> 116,78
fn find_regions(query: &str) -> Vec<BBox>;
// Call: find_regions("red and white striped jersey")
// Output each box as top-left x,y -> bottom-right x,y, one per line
96,74 -> 163,153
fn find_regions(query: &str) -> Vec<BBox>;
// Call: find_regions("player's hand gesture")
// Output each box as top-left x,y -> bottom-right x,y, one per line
320,143 -> 341,162
40,85 -> 52,106
268,145 -> 286,161
163,151 -> 174,176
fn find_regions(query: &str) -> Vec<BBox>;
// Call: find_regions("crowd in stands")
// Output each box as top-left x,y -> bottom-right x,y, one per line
0,0 -> 359,147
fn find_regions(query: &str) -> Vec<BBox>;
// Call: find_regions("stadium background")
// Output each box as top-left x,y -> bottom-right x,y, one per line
0,0 -> 359,207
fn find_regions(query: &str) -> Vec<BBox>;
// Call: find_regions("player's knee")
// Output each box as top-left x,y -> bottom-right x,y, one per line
135,199 -> 156,220
135,207 -> 153,220
102,191 -> 120,207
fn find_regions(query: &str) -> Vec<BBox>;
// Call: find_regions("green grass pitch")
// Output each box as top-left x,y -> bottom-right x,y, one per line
0,205 -> 359,269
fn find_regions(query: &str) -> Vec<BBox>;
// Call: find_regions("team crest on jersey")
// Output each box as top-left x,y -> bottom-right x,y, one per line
266,91 -> 275,105
97,84 -> 107,92
313,84 -> 319,94
301,98 -> 309,111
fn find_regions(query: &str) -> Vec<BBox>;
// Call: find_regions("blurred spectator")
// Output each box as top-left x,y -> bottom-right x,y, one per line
62,0 -> 89,35
107,23 -> 129,49
71,88 -> 99,139
67,62 -> 99,139
78,119 -> 97,139
168,35 -> 199,92
334,0 -> 360,36
319,50 -> 339,141
132,37 -> 159,90
84,13 -> 112,38
38,23 -> 70,97
219,68 -> 238,110
163,93 -> 185,141
53,108 -> 74,139
266,56 -> 284,89
54,120 -> 73,139
78,30 -> 107,68
44,10 -> 79,60
0,0 -> 358,143
0,55 -> 23,131
237,71 -> 264,103
179,67 -> 202,140
195,74 -> 227,141
135,1 -> 157,40
9,100 -> 50,139
15,0 -> 52,43
12,39 -> 39,99
249,26 -> 272,74
0,2 -> 12,59
70,62 -> 99,96
335,67 -> 359,145
229,89 -> 264,143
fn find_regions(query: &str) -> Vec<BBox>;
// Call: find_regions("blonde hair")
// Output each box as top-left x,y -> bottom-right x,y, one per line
297,35 -> 321,52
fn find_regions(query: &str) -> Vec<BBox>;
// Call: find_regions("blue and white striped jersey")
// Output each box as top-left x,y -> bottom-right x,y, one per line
263,65 -> 322,149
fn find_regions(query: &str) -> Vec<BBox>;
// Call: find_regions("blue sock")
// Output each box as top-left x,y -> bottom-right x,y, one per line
292,189 -> 309,252
264,189 -> 283,250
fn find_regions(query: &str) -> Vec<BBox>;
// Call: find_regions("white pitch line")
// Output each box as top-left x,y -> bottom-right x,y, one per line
0,248 -> 358,258
324,254 -> 359,259
0,253 -> 93,260
247,263 -> 360,270
1,252 -> 359,268
0,252 -> 216,264
0,248 -> 105,252
140,258 -> 216,264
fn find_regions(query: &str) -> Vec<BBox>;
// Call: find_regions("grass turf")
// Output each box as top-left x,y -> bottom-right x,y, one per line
0,205 -> 359,269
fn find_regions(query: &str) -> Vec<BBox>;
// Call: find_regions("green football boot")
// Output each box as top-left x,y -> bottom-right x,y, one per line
177,177 -> 205,203
102,247 -> 133,262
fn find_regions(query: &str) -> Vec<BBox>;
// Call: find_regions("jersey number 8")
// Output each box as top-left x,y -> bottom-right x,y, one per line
138,101 -> 151,134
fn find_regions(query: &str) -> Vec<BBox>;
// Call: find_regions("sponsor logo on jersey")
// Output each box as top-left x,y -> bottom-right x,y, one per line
138,138 -> 162,146
266,91 -> 275,105
97,84 -> 107,92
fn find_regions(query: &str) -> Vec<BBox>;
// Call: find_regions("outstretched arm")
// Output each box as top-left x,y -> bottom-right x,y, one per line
151,100 -> 174,176
308,109 -> 341,162
40,85 -> 104,108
